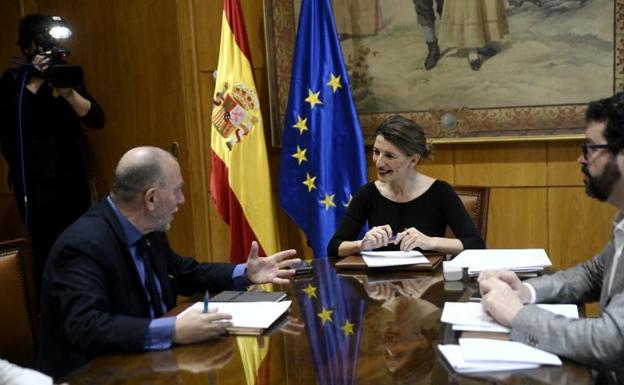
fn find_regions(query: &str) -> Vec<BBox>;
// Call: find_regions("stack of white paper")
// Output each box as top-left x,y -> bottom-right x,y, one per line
438,338 -> 562,373
441,302 -> 579,333
445,249 -> 552,274
177,301 -> 291,329
438,345 -> 539,373
360,250 -> 429,267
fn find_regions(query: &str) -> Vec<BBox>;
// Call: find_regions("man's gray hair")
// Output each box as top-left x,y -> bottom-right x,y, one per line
111,148 -> 172,204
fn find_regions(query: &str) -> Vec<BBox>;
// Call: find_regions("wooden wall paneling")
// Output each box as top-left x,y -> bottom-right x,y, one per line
19,0 -> 37,15
241,0 -> 266,69
485,187 -> 549,251
115,0 -> 195,257
255,67 -> 272,145
548,187 -> 616,270
0,0 -> 21,80
0,0 -> 23,195
193,0 -> 222,72
37,0 -> 197,256
418,144 -> 455,184
547,140 -> 584,187
454,142 -> 547,187
177,0 -> 213,262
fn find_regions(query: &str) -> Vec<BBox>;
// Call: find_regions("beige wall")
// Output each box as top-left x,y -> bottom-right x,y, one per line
0,1 -> 615,279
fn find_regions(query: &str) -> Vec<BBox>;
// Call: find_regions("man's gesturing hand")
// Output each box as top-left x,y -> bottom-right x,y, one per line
245,241 -> 300,285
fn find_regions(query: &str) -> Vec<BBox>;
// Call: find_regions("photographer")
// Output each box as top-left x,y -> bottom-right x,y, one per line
0,14 -> 105,298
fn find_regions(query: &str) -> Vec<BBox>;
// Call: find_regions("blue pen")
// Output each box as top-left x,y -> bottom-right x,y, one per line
203,290 -> 209,313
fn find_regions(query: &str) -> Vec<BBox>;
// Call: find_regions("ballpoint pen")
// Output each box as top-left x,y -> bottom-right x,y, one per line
203,290 -> 209,313
363,235 -> 398,251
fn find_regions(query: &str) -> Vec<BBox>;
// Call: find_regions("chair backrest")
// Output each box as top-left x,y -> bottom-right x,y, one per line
0,238 -> 38,367
445,185 -> 490,242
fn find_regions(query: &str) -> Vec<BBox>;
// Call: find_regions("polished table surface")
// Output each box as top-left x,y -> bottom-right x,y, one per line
61,258 -> 593,385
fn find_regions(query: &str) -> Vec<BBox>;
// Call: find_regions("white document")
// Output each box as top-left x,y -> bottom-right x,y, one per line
446,249 -> 551,273
459,338 -> 562,366
438,344 -> 539,373
361,250 -> 429,267
442,302 -> 509,332
452,323 -> 510,333
442,302 -> 578,333
361,250 -> 425,258
177,301 -> 291,329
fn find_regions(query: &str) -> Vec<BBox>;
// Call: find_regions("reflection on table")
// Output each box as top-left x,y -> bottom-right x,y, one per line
61,258 -> 593,385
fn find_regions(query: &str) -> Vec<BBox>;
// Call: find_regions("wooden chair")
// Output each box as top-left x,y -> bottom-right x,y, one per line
445,185 -> 490,242
0,238 -> 38,367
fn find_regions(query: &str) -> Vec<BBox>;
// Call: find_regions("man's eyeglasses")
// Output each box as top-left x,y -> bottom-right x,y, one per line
581,143 -> 611,160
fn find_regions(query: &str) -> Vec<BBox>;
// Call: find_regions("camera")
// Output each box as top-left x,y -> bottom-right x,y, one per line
19,15 -> 83,88
46,65 -> 83,89
33,50 -> 84,89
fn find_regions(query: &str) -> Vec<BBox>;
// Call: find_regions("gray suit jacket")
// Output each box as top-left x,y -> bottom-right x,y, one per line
511,214 -> 624,385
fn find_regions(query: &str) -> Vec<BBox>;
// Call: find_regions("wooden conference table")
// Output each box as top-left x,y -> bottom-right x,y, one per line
61,258 -> 592,385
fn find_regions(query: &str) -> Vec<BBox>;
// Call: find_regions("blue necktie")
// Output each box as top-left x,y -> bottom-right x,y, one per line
137,238 -> 164,318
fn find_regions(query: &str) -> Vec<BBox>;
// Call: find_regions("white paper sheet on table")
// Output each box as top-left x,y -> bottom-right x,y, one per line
438,345 -> 540,373
445,249 -> 551,273
459,338 -> 562,366
360,250 -> 429,267
442,302 -> 578,333
177,301 -> 291,329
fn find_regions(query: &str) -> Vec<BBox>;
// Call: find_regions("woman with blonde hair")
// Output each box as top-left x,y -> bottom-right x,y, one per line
327,115 -> 484,257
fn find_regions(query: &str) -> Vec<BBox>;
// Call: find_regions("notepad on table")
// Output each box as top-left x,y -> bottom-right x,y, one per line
177,301 -> 291,335
210,290 -> 287,302
360,250 -> 429,267
445,249 -> 552,275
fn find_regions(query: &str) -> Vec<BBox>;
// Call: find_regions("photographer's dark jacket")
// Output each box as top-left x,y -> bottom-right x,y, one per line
0,65 -> 105,294
0,66 -> 105,192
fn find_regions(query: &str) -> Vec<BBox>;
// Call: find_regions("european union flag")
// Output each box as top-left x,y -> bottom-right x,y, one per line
279,0 -> 368,258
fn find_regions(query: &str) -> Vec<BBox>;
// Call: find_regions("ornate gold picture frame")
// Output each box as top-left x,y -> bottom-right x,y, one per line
264,0 -> 622,146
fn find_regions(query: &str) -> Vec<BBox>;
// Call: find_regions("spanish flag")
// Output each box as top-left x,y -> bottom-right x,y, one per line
210,0 -> 279,263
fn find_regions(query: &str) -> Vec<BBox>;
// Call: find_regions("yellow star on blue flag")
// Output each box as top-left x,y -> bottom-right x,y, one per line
292,146 -> 308,165
293,115 -> 308,135
320,193 -> 336,211
317,307 -> 334,325
305,89 -> 322,109
327,73 -> 342,92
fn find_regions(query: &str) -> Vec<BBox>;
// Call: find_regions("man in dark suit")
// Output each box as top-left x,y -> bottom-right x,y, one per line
479,93 -> 624,385
37,146 -> 299,379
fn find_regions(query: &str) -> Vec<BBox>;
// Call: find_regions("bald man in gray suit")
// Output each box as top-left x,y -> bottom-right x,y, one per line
479,93 -> 624,385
